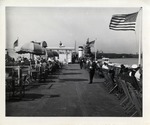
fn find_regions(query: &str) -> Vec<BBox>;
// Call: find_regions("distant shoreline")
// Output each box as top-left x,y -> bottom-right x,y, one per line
95,52 -> 141,59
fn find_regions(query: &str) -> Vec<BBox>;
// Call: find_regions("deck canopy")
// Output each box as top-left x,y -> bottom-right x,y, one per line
46,49 -> 54,57
52,51 -> 59,57
16,41 -> 45,55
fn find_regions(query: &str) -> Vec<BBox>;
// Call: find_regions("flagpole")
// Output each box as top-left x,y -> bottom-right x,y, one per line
135,8 -> 142,66
17,37 -> 19,50
140,7 -> 142,66
75,41 -> 76,53
138,7 -> 142,65
95,38 -> 97,61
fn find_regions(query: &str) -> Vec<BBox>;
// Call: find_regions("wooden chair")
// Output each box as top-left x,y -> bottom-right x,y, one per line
102,70 -> 117,94
126,82 -> 142,116
114,77 -> 126,100
107,73 -> 118,94
118,79 -> 140,116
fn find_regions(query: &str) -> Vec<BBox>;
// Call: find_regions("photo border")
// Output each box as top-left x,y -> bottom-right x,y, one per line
0,0 -> 150,125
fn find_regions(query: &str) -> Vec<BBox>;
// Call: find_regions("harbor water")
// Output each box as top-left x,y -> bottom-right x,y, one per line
110,58 -> 142,66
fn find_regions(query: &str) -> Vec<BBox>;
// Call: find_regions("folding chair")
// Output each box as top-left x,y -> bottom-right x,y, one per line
118,79 -> 138,116
102,70 -> 118,94
126,82 -> 142,116
114,77 -> 125,100
107,73 -> 118,94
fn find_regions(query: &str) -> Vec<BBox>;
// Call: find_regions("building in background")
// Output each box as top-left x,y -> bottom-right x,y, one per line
46,46 -> 75,64
78,46 -> 83,58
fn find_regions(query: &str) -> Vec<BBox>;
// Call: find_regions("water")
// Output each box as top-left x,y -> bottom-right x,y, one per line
110,58 -> 142,66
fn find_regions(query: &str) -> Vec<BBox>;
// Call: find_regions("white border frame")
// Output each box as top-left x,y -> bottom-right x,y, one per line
0,0 -> 150,125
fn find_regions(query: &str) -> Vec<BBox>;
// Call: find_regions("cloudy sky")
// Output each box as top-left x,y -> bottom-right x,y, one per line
6,7 -> 141,54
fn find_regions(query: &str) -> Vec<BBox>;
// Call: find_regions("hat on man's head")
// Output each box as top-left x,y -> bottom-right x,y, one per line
48,58 -> 52,61
131,64 -> 138,69
109,63 -> 115,66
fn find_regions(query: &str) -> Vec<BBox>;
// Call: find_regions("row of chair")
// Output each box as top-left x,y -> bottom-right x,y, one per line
6,64 -> 62,100
6,66 -> 26,100
101,68 -> 142,116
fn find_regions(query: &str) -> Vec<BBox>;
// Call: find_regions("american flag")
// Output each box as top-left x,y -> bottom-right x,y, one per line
13,39 -> 18,48
88,40 -> 95,47
109,12 -> 138,31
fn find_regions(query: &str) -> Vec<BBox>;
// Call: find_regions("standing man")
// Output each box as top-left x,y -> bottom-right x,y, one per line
88,57 -> 97,84
79,57 -> 84,69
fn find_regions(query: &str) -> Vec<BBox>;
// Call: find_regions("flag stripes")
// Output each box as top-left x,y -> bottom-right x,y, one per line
109,28 -> 135,31
88,40 -> 95,47
109,12 -> 138,31
13,39 -> 18,48
110,23 -> 136,25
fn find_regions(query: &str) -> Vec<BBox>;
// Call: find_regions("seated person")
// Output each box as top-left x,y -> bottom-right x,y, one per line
102,62 -> 109,70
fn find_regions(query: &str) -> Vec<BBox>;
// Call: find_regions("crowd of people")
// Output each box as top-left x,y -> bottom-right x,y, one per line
78,56 -> 142,92
6,53 -> 142,95
32,58 -> 62,82
6,55 -> 63,83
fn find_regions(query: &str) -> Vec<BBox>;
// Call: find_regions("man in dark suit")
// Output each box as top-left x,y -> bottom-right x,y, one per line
79,57 -> 84,69
88,57 -> 97,84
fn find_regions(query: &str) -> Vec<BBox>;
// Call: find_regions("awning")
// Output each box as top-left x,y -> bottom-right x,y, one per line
16,41 -> 45,55
52,51 -> 59,57
46,49 -> 54,57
